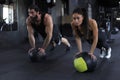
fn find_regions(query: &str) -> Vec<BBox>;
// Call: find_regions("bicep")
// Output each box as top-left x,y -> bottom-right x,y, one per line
26,18 -> 34,34
91,20 -> 98,38
90,20 -> 98,38
45,15 -> 53,36
27,26 -> 34,35
26,22 -> 34,35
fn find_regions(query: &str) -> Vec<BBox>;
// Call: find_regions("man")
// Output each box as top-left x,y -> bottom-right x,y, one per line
26,5 -> 71,56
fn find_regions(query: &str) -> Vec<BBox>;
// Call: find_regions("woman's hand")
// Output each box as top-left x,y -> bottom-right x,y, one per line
74,52 -> 82,58
88,53 -> 97,60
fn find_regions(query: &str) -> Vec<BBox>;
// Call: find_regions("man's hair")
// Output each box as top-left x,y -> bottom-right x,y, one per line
28,5 -> 40,12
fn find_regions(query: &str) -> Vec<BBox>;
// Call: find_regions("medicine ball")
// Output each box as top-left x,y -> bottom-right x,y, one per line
111,27 -> 119,34
28,48 -> 39,62
74,52 -> 97,72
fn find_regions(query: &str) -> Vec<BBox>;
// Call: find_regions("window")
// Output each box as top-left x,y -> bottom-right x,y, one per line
3,5 -> 13,24
61,0 -> 69,16
0,4 -> 17,31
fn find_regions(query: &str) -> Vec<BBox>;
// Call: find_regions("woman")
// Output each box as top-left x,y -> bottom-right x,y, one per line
71,7 -> 111,59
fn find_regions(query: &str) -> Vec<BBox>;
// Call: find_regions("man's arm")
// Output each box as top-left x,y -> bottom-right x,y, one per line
26,18 -> 35,49
42,14 -> 53,50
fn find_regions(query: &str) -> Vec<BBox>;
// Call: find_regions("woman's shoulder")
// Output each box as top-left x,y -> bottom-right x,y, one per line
89,18 -> 97,24
88,18 -> 98,30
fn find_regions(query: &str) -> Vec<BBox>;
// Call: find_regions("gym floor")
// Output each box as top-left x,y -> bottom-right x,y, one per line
0,32 -> 120,80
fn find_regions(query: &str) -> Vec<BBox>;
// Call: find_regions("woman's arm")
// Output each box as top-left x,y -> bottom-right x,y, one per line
71,22 -> 82,53
89,19 -> 98,54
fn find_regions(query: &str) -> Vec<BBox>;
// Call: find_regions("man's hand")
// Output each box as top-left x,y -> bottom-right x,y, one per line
38,48 -> 46,56
28,48 -> 35,54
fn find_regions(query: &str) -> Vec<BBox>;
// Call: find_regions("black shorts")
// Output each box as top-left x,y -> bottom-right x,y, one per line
87,28 -> 109,49
51,33 -> 62,45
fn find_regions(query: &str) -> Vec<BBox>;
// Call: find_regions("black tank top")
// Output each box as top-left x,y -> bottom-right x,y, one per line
77,28 -> 93,40
31,13 -> 60,40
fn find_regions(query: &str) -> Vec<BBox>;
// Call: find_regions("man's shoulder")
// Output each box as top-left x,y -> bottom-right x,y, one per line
26,16 -> 31,23
44,13 -> 52,19
43,13 -> 53,25
26,16 -> 31,21
26,16 -> 32,25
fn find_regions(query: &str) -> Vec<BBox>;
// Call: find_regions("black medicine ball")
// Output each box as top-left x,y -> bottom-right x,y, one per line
28,48 -> 39,62
74,52 -> 97,72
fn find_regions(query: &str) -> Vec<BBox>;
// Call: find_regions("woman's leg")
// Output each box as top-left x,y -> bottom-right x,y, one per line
98,28 -> 112,59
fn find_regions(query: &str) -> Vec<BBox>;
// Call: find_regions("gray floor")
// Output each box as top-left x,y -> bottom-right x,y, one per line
0,32 -> 120,80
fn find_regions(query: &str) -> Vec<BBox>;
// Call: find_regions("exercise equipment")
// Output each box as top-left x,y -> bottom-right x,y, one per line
74,52 -> 97,72
111,27 -> 119,34
28,48 -> 39,62
28,48 -> 46,62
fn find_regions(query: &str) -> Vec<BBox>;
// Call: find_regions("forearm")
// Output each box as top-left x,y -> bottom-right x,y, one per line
75,37 -> 82,53
28,35 -> 35,48
89,37 -> 98,54
42,35 -> 52,50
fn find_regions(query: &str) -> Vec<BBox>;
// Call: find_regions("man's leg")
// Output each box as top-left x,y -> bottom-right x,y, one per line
50,33 -> 71,51
50,41 -> 57,51
51,37 -> 71,51
61,37 -> 71,51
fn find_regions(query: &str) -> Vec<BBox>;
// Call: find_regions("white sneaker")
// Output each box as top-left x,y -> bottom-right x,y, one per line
105,47 -> 112,59
99,47 -> 106,58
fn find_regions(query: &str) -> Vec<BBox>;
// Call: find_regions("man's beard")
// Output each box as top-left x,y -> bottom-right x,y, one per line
31,15 -> 38,22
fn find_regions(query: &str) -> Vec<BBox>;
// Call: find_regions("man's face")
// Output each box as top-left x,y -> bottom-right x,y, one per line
28,9 -> 38,21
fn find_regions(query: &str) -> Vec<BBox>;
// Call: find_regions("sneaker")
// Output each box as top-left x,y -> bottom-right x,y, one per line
99,47 -> 106,58
105,47 -> 112,59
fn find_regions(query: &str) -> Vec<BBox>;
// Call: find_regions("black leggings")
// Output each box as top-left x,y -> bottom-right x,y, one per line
88,28 -> 110,50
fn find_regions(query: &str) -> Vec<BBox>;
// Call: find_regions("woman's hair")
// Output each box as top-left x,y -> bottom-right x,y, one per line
72,7 -> 89,37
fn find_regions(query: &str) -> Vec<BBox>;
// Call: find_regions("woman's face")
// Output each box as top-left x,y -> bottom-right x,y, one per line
72,13 -> 84,27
